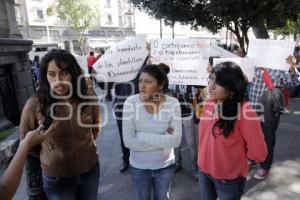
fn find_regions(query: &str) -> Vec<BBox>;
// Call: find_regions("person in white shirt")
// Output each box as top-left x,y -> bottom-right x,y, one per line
123,64 -> 182,200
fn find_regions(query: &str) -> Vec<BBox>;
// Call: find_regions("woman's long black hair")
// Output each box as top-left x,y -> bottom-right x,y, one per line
212,62 -> 248,138
37,49 -> 88,116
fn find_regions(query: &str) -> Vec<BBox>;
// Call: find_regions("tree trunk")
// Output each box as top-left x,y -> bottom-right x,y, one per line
78,27 -> 86,55
241,28 -> 249,56
230,22 -> 246,56
237,37 -> 246,56
252,26 -> 270,39
252,19 -> 270,39
160,19 -> 162,38
294,23 -> 300,41
172,22 -> 175,39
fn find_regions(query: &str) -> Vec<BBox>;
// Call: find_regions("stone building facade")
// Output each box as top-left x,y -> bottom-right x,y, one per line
15,0 -> 136,54
0,0 -> 33,172
0,0 -> 33,126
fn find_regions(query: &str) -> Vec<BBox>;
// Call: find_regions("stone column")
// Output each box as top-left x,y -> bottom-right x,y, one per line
5,0 -> 22,38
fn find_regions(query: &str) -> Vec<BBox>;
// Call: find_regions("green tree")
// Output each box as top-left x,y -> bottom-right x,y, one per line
56,0 -> 99,55
274,18 -> 300,41
132,0 -> 300,56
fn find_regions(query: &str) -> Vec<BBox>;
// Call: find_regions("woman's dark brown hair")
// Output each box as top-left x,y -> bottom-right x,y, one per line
37,49 -> 88,115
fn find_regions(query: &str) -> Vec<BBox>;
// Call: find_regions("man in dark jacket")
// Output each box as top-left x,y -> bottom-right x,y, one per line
98,58 -> 148,173
168,84 -> 198,180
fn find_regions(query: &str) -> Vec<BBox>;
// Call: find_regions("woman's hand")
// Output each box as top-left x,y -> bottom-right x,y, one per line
21,122 -> 51,150
207,64 -> 213,74
167,127 -> 174,134
286,55 -> 297,72
22,126 -> 46,150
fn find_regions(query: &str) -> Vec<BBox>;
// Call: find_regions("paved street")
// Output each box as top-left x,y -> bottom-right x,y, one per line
13,88 -> 300,199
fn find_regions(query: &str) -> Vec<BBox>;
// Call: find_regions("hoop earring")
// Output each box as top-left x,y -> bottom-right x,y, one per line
153,93 -> 160,101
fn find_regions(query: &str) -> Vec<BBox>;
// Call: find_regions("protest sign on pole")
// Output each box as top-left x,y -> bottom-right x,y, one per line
209,45 -> 239,58
75,55 -> 89,74
93,37 -> 148,82
151,38 -> 211,85
213,58 -> 256,82
247,39 -> 296,71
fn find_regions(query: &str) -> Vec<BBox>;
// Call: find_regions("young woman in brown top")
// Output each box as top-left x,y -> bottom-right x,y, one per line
19,49 -> 101,200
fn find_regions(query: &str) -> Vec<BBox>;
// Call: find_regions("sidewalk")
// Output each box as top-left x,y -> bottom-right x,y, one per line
243,97 -> 300,200
13,96 -> 300,200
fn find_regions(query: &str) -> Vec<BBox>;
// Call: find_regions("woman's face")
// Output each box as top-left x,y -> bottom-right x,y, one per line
139,72 -> 163,100
207,63 -> 213,74
208,74 -> 231,102
47,60 -> 72,96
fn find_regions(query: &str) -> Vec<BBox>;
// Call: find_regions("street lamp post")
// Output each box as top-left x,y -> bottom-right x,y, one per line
160,19 -> 162,38
46,18 -> 50,43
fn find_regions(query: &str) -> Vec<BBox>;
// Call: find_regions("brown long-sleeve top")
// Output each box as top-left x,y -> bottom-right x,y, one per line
19,95 -> 101,178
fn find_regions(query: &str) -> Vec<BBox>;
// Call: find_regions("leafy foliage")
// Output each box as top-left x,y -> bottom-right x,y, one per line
132,0 -> 300,55
274,18 -> 300,40
56,0 -> 99,54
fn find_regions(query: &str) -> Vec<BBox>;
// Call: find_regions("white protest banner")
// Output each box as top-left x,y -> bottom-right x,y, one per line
209,45 -> 239,58
247,39 -> 296,71
151,38 -> 211,85
75,55 -> 89,74
93,37 -> 148,82
213,58 -> 256,82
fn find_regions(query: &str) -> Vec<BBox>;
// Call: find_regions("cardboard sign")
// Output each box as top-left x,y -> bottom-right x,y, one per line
93,37 -> 148,82
213,58 -> 256,82
75,55 -> 89,74
151,38 -> 211,85
247,39 -> 296,71
209,45 -> 239,58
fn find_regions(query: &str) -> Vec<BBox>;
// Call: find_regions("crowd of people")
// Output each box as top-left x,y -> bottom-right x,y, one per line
0,43 -> 300,200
